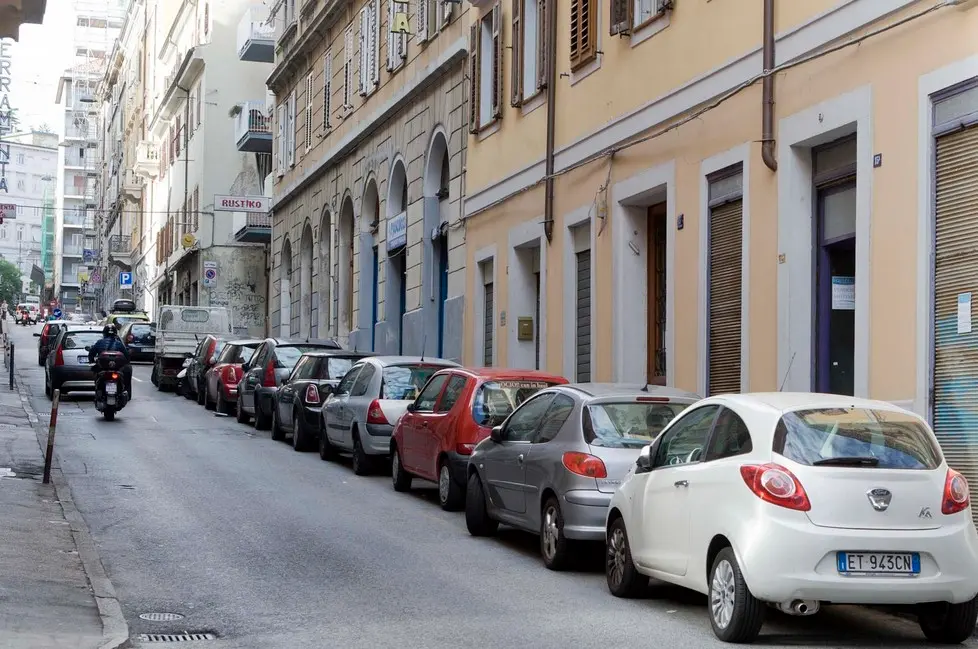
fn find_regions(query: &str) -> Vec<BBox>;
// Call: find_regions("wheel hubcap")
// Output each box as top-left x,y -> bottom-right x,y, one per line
392,452 -> 400,481
710,559 -> 736,630
607,528 -> 627,587
542,506 -> 559,560
439,466 -> 451,503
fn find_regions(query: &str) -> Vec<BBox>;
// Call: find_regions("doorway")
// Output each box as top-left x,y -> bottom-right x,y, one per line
371,244 -> 379,350
815,181 -> 856,395
388,245 -> 407,354
437,235 -> 448,357
646,203 -> 667,385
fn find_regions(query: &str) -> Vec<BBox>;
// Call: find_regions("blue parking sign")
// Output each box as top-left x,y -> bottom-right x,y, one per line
119,272 -> 133,287
52,308 -> 62,319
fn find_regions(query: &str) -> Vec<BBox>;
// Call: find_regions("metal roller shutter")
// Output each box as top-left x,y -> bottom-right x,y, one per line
534,271 -> 541,370
576,250 -> 591,382
708,199 -> 743,396
483,281 -> 494,366
932,123 -> 978,524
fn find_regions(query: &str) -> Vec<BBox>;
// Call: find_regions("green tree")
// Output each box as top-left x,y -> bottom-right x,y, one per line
0,259 -> 23,306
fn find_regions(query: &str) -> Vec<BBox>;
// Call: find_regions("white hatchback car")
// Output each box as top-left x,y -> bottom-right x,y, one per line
604,392 -> 978,644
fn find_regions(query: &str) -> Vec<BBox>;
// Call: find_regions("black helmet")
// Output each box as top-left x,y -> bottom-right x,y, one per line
103,324 -> 118,337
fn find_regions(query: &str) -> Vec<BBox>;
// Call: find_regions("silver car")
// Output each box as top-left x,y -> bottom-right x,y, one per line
464,383 -> 700,570
320,356 -> 459,475
44,328 -> 105,397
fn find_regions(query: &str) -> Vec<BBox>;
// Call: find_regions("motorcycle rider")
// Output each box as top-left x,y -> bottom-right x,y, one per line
88,324 -> 132,398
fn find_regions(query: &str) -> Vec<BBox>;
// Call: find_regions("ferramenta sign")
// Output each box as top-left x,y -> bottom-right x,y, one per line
0,39 -> 13,194
213,195 -> 269,213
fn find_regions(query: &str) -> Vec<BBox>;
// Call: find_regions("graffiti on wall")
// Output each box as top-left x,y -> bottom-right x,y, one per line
207,275 -> 266,329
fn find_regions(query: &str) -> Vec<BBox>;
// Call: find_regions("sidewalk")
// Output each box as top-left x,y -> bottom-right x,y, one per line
0,321 -> 126,649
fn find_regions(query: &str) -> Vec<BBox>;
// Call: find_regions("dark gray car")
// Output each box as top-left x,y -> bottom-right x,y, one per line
464,383 -> 700,570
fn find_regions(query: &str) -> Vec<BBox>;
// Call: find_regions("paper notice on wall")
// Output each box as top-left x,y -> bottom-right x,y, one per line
831,276 -> 855,310
957,292 -> 972,334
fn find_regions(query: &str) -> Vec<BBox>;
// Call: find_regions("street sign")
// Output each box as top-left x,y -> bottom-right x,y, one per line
213,195 -> 269,213
119,271 -> 133,287
52,308 -> 62,319
0,204 -> 16,223
202,261 -> 217,287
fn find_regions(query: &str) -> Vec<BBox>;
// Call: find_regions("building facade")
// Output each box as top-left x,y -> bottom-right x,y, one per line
462,0 -> 978,479
267,0 -> 468,360
0,0 -> 46,41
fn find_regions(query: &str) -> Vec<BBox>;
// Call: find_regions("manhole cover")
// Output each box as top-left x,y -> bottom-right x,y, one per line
139,612 -> 185,622
136,633 -> 215,642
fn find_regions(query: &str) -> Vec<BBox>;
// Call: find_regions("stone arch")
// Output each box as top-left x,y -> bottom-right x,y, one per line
337,194 -> 356,340
385,157 -> 409,353
279,236 -> 293,338
299,220 -> 314,338
423,127 -> 451,357
318,205 -> 332,338
360,177 -> 381,350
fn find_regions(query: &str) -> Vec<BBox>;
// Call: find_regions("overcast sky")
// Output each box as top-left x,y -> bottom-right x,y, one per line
9,10 -> 74,133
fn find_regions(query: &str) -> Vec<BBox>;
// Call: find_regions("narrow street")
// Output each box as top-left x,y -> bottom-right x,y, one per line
8,326 -> 971,649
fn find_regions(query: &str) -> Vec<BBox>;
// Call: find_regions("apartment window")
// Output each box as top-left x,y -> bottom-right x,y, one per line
188,90 -> 197,137
323,49 -> 332,130
203,2 -> 210,39
16,226 -> 23,241
287,91 -> 297,167
276,103 -> 286,175
569,0 -> 597,71
358,1 -> 379,96
15,153 -> 24,164
15,179 -> 24,191
610,0 -> 669,34
196,87 -> 202,127
174,115 -> 183,157
417,0 -> 433,42
511,0 -> 549,106
468,3 -> 502,133
304,72 -> 314,152
343,26 -> 354,109
387,1 -> 407,72
192,187 -> 199,231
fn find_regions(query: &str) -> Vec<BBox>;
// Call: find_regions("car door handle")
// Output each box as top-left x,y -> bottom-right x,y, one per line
517,454 -> 524,465
421,421 -> 428,427
674,480 -> 688,487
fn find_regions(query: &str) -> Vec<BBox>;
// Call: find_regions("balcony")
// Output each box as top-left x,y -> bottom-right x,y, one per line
64,181 -> 88,199
63,150 -> 89,169
121,169 -> 143,200
63,244 -> 84,258
237,5 -> 274,63
150,47 -> 205,135
64,209 -> 87,227
234,101 -> 273,153
133,141 -> 160,179
61,274 -> 81,286
234,212 -> 272,243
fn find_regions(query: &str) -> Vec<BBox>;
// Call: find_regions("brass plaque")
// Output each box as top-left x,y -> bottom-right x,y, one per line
517,317 -> 534,341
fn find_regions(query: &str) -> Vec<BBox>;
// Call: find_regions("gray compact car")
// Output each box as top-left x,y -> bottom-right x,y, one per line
320,356 -> 459,475
44,328 -> 105,397
464,383 -> 700,570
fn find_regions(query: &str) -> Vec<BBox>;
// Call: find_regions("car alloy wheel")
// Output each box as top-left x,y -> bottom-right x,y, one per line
710,558 -> 736,630
607,527 -> 628,589
438,465 -> 451,504
542,504 -> 560,561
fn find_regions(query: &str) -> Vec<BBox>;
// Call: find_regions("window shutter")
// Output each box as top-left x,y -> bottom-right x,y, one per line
344,26 -> 354,107
372,0 -> 381,85
304,73 -> 313,151
491,2 -> 502,119
510,0 -> 522,107
569,0 -> 596,71
387,0 -> 396,70
417,0 -> 428,42
288,92 -> 296,167
468,22 -> 480,134
276,103 -> 285,174
358,8 -> 368,95
323,50 -> 332,129
441,0 -> 453,27
536,0 -> 548,90
609,0 -> 632,36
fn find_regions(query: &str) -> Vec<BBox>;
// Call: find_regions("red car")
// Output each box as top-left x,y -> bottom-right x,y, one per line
203,339 -> 262,414
390,368 -> 568,511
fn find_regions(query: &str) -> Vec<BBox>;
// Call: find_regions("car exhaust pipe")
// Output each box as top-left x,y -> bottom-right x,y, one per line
775,599 -> 819,616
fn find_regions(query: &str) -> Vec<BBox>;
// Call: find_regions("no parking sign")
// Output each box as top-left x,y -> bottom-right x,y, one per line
203,261 -> 218,287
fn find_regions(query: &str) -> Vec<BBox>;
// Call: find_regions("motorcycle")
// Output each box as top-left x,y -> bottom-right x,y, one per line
175,357 -> 193,397
89,350 -> 130,421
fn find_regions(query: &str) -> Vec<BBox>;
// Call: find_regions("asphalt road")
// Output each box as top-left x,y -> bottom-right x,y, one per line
10,325 -> 975,649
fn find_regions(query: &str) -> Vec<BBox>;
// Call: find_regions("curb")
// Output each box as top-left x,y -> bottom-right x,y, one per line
16,373 -> 131,649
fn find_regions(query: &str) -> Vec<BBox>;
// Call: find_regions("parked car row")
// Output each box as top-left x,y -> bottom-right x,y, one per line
167,336 -> 978,645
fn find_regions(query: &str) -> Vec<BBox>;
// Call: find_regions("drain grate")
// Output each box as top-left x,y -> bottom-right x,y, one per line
137,633 -> 215,642
139,612 -> 184,622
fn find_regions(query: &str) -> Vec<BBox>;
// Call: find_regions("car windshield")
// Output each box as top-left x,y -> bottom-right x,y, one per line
382,364 -> 446,400
220,344 -> 257,364
275,345 -> 324,368
472,380 -> 560,427
319,357 -> 356,380
585,402 -> 688,448
774,408 -> 941,470
63,332 -> 102,350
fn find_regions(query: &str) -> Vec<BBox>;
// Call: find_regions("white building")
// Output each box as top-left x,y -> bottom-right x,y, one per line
0,132 -> 58,297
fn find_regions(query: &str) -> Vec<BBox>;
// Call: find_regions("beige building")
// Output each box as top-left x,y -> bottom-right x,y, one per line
462,0 -> 978,471
267,0 -> 468,360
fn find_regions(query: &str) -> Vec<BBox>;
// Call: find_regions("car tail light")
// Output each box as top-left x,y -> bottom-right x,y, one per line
262,360 -> 276,387
109,372 -> 119,380
562,451 -> 608,479
40,325 -> 49,346
636,396 -> 669,403
206,340 -> 217,364
127,334 -> 134,343
221,365 -> 238,386
943,468 -> 970,515
366,400 -> 388,425
54,346 -> 64,366
456,443 -> 477,455
740,463 -> 811,511
304,384 -> 320,404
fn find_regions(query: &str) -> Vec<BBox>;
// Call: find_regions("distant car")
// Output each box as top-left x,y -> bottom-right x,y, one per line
117,321 -> 157,363
604,392 -> 978,644
271,350 -> 374,451
465,383 -> 699,570
34,319 -> 71,365
236,338 -> 343,431
44,328 -> 104,397
203,339 -> 263,414
320,356 -> 460,475
391,368 -> 568,510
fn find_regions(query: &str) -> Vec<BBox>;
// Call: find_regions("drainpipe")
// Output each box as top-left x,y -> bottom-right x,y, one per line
542,0 -> 558,242
761,0 -> 778,172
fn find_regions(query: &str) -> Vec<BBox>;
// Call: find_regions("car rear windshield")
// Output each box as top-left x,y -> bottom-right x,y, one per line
130,324 -> 155,335
114,316 -> 147,325
63,332 -> 102,350
585,402 -> 688,448
319,357 -> 356,380
774,408 -> 941,470
275,345 -> 325,368
382,364 -> 445,400
220,344 -> 257,364
472,380 -> 560,427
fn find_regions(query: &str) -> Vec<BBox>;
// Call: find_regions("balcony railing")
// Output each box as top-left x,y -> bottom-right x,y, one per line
237,5 -> 275,63
122,169 -> 143,200
64,210 -> 87,227
63,245 -> 84,257
234,101 -> 273,153
133,141 -> 161,179
234,212 -> 272,243
64,182 -> 87,198
64,151 -> 89,168
61,273 -> 81,285
109,235 -> 131,253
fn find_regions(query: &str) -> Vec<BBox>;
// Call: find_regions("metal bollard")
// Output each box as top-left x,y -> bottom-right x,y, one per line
42,389 -> 60,484
7,342 -> 13,389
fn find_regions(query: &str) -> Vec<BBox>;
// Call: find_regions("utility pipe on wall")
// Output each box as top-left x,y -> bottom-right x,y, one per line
542,0 -> 558,242
761,0 -> 778,172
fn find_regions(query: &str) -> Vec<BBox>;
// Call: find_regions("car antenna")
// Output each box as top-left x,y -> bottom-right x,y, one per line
420,333 -> 426,362
778,352 -> 797,392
